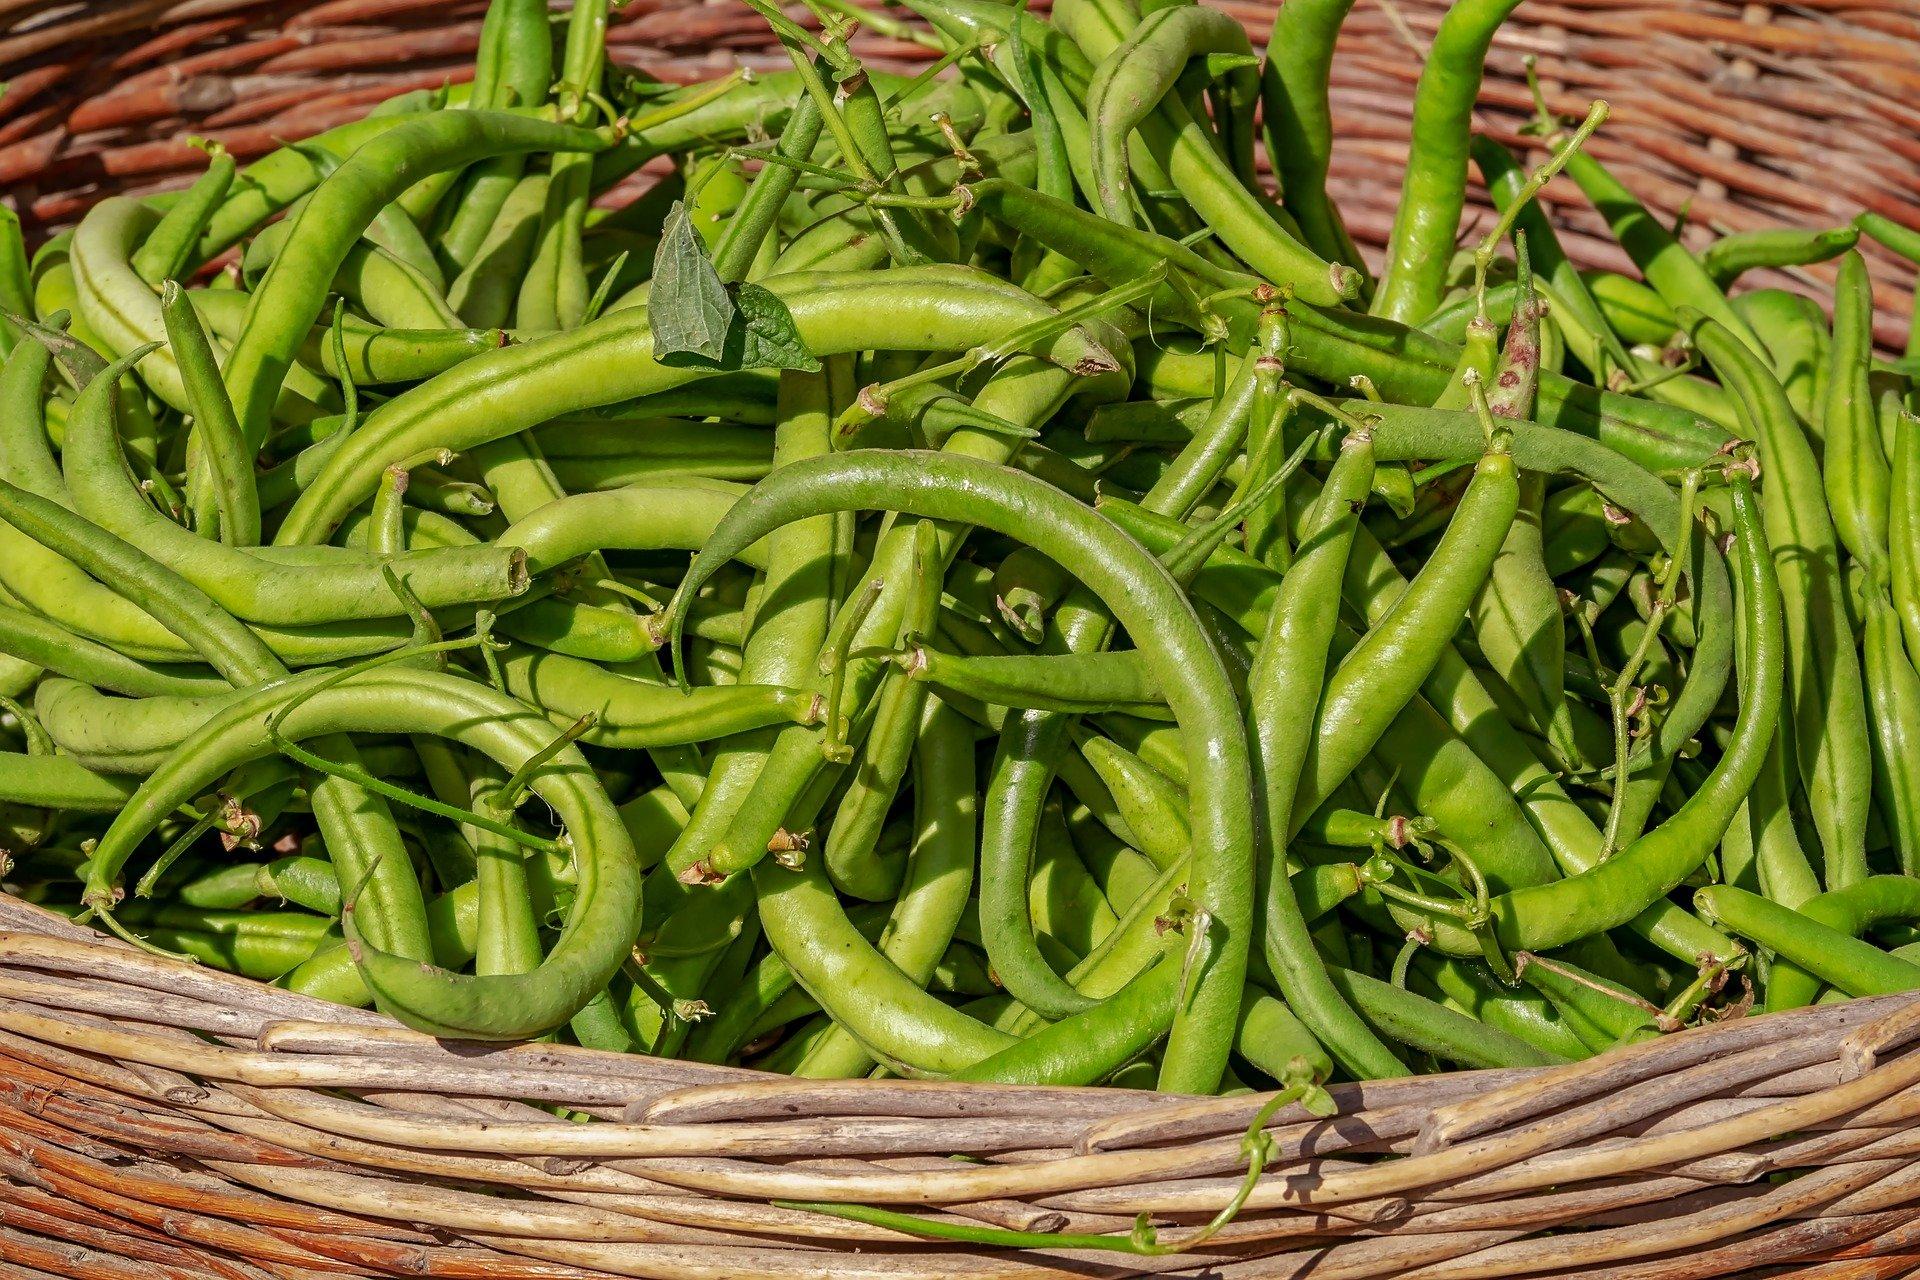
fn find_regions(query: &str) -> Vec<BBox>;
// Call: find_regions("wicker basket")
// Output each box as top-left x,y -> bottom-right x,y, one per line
2,0 -> 1918,343
5,2 -> 1920,1277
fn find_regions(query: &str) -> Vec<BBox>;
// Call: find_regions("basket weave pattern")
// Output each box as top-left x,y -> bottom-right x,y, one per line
5,896 -> 1920,1277
2,0 -> 1917,344
5,2 -> 1920,1276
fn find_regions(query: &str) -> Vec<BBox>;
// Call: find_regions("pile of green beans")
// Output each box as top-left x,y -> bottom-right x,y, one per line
3,0 -> 1919,1120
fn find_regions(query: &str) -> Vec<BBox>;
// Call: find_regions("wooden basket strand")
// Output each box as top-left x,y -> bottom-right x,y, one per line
2,893 -> 1920,1278
1,0 -> 1916,345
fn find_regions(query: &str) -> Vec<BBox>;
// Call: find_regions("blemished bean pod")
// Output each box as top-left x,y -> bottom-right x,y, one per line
1468,260 -> 1579,767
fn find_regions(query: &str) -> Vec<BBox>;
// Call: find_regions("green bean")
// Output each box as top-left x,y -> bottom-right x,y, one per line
0,752 -> 138,811
1412,952 -> 1588,1060
283,879 -> 480,1007
786,698 -> 978,1078
659,450 -> 1253,1091
1261,0 -> 1362,272
0,603 -> 223,698
0,206 -> 29,355
132,145 -> 236,285
1697,885 -> 1920,1001
1296,434 -> 1518,819
159,281 -> 259,546
1822,251 -> 1892,576
1371,0 -> 1525,324
1582,271 -> 1676,347
1733,288 -> 1829,426
34,678 -> 226,773
1894,408 -> 1920,663
1700,224 -> 1859,288
1325,965 -> 1564,1068
225,111 -> 611,450
1069,5 -> 1355,305
0,467 -> 436,967
911,647 -> 1164,718
440,0 -> 555,270
60,349 -> 528,627
1247,424 -> 1404,1077
245,214 -> 460,330
275,267 -> 1119,544
1514,951 -> 1649,1051
1566,149 -> 1761,355
1361,688 -> 1559,896
1862,588 -> 1920,879
495,643 -> 818,748
1078,734 -> 1189,869
1687,312 -> 1872,889
111,902 -> 333,982
1854,212 -> 1920,268
518,0 -> 608,331
822,520 -> 940,902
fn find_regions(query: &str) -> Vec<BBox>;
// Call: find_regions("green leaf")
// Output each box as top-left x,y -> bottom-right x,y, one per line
650,200 -> 734,366
3,309 -> 109,390
729,283 -> 819,372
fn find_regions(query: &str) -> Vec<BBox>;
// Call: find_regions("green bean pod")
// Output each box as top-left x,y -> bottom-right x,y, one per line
1893,408 -> 1920,662
1296,439 -> 1518,818
225,111 -> 611,447
659,450 -> 1253,1092
495,643 -> 820,749
1370,0 -> 1524,324
1822,251 -> 1893,575
1688,312 -> 1873,889
60,350 -> 529,627
275,266 -> 1120,544
1698,885 -> 1920,1001
92,668 -> 642,1040
1700,224 -> 1859,288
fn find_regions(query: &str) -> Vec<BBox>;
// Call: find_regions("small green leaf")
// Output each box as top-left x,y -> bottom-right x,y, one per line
650,200 -> 735,366
729,283 -> 819,372
3,308 -> 108,390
